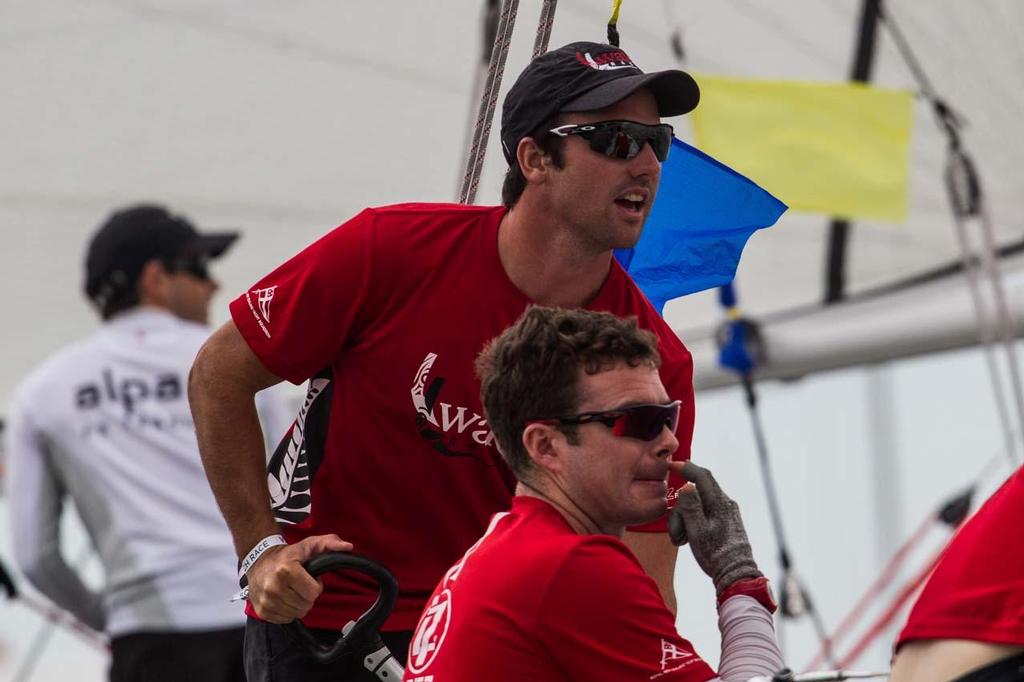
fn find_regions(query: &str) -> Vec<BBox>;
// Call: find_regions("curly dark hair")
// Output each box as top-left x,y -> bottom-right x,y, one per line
476,306 -> 661,480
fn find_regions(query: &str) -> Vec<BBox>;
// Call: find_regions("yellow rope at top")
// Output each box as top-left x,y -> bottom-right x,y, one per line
607,0 -> 622,45
608,0 -> 622,25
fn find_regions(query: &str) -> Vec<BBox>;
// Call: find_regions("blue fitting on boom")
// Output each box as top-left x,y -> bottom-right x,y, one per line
719,282 -> 738,309
714,283 -> 765,375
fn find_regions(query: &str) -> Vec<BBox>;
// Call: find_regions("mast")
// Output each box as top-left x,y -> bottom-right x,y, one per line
824,0 -> 882,304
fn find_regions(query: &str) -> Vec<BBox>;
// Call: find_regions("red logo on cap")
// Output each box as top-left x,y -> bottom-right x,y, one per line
575,50 -> 637,71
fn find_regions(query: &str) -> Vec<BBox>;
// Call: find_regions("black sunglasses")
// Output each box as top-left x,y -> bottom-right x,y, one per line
547,120 -> 674,162
165,253 -> 212,281
529,400 -> 681,442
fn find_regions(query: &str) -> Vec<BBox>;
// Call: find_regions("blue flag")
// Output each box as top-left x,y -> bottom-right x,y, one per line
615,138 -> 787,313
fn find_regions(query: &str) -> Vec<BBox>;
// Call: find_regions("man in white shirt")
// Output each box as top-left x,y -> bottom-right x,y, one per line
5,205 -> 288,682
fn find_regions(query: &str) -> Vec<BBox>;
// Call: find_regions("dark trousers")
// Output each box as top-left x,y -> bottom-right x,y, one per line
243,616 -> 411,682
955,651 -> 1024,682
109,626 -> 246,682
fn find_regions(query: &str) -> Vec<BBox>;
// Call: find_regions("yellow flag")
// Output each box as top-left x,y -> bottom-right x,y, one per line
690,75 -> 914,223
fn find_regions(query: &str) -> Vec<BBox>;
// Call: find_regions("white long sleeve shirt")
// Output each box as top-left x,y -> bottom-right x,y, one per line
6,307 -> 291,637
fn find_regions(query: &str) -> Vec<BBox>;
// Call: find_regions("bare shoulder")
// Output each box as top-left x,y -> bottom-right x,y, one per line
191,320 -> 281,390
890,640 -> 1024,682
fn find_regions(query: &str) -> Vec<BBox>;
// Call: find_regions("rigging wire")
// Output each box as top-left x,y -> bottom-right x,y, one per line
947,184 -> 1023,469
6,589 -> 109,654
835,547 -> 942,668
458,0 -> 520,206
457,0 -> 560,206
802,446 -> 1011,667
532,0 -> 558,58
9,544 -> 108,682
947,151 -> 1024,467
802,445 -> 1009,670
741,373 -> 837,667
962,209 -> 1024,464
801,514 -> 934,671
878,4 -> 1024,466
715,284 -> 837,666
455,0 -> 501,199
830,460 -> 1013,669
887,6 -> 1024,129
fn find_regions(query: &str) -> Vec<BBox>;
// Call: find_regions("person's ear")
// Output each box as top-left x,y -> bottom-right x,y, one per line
517,136 -> 555,185
522,422 -> 566,474
136,259 -> 171,306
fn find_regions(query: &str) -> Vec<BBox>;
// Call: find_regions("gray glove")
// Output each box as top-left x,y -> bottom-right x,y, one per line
668,461 -> 762,594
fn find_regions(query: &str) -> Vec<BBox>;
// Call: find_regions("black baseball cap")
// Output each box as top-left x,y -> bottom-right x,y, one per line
84,204 -> 239,309
501,41 -> 700,164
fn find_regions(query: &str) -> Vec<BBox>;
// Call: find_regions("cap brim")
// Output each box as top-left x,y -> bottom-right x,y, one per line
191,232 -> 239,259
561,70 -> 700,118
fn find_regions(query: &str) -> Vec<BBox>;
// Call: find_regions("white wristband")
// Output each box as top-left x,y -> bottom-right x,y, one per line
238,534 -> 287,580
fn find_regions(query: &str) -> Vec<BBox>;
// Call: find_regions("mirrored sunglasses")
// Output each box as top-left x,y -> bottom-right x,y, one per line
547,120 -> 674,162
530,400 -> 681,442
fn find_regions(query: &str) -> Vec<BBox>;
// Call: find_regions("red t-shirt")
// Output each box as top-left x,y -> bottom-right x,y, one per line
403,496 -> 717,682
230,203 -> 695,630
896,465 -> 1024,649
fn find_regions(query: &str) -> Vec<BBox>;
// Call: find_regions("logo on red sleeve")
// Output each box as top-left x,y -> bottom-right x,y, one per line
650,639 -> 698,679
255,286 -> 277,322
244,285 -> 278,339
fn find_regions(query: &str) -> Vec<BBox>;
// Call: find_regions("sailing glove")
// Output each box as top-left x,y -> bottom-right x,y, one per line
668,461 -> 763,594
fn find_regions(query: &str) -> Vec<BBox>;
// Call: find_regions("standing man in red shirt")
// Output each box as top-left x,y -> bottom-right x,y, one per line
403,306 -> 783,682
189,41 -> 702,681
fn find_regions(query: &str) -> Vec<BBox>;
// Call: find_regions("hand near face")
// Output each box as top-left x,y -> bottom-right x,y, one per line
667,461 -> 762,594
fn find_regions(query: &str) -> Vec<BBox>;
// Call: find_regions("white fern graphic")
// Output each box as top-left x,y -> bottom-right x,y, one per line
268,377 -> 329,522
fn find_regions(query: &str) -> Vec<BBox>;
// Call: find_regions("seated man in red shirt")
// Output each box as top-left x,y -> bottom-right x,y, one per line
403,307 -> 784,682
890,465 -> 1024,682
